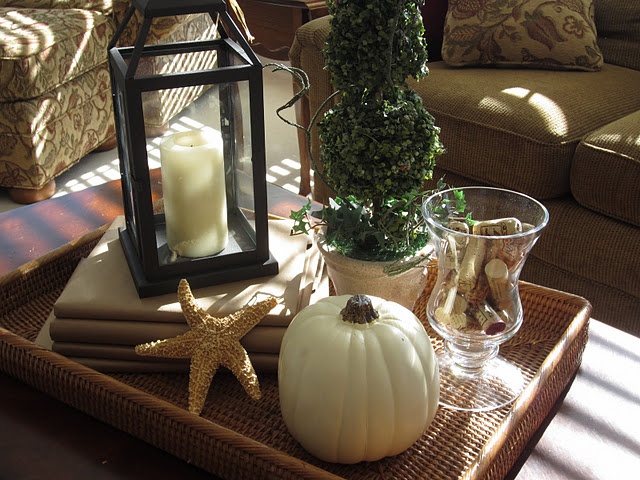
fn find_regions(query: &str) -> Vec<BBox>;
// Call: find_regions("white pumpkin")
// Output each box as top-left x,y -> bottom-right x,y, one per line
278,294 -> 439,464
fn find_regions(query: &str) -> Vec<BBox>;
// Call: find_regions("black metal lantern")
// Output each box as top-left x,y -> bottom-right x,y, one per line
108,0 -> 277,297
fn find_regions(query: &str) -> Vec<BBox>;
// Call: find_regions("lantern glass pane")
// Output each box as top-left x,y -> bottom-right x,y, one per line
138,77 -> 256,268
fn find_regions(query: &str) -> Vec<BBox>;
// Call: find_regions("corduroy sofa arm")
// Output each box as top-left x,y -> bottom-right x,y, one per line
289,15 -> 334,203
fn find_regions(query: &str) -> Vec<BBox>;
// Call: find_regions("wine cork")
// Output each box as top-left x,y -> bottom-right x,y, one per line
497,238 -> 519,265
452,293 -> 468,314
443,234 -> 459,271
522,223 -> 535,232
497,234 -> 535,267
444,270 -> 457,288
456,237 -> 484,292
441,285 -> 458,314
434,307 -> 469,330
448,220 -> 469,238
467,218 -> 530,267
472,217 -> 522,236
485,258 -> 512,310
469,302 -> 506,335
464,271 -> 490,305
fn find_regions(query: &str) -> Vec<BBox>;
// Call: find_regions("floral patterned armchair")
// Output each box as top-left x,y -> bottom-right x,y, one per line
0,0 -> 216,203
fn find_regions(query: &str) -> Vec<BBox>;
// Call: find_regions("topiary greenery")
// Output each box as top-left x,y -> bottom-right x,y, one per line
320,88 -> 441,204
273,0 -> 444,263
324,0 -> 429,92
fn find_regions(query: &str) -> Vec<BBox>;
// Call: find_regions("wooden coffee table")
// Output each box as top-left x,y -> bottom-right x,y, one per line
235,0 -> 329,60
1,176 -> 639,479
0,169 -> 307,277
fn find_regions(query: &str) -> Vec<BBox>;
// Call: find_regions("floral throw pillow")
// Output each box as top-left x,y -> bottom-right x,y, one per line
442,0 -> 604,71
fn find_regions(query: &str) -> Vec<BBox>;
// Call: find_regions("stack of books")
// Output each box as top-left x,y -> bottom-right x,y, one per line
36,216 -> 328,373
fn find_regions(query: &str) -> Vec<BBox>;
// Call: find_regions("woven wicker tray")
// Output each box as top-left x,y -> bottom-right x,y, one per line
0,226 -> 591,479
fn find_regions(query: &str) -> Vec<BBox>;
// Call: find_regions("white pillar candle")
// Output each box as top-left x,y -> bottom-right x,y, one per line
160,129 -> 228,258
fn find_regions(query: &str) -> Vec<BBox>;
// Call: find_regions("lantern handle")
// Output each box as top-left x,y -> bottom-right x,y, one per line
107,5 -> 135,51
107,5 -> 153,79
127,17 -> 153,79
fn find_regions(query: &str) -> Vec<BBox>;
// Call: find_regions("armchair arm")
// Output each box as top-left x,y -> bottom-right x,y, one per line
0,1 -> 115,15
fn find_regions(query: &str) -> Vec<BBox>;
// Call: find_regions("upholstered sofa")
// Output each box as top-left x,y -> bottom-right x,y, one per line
289,0 -> 640,335
0,0 -> 215,203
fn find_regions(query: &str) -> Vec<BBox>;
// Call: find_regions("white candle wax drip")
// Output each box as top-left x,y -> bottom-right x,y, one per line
160,129 -> 228,258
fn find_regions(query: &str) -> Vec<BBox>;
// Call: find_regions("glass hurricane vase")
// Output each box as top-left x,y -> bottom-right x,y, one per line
422,187 -> 549,411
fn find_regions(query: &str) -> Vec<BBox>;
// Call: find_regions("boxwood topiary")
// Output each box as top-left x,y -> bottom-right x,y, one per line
320,87 -> 441,204
324,0 -> 429,93
279,0 -> 445,262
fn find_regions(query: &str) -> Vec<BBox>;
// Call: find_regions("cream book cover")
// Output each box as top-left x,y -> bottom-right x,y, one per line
53,216 -> 316,326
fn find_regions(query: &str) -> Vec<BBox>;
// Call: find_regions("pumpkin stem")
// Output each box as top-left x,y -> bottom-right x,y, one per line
340,295 -> 379,324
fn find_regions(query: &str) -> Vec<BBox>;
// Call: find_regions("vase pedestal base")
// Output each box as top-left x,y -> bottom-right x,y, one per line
436,349 -> 525,412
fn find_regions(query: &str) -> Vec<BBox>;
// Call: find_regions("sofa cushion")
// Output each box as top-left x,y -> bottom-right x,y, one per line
409,61 -> 640,199
525,197 -> 640,334
594,0 -> 640,71
442,0 -> 603,71
0,7 -> 114,101
571,110 -> 640,227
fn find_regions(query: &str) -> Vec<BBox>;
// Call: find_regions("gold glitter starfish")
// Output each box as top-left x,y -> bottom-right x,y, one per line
135,279 -> 277,415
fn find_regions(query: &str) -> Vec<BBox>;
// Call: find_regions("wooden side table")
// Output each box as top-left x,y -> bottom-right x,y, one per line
235,0 -> 328,60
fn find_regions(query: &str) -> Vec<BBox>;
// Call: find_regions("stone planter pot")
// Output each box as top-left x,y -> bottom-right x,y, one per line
317,234 -> 434,311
